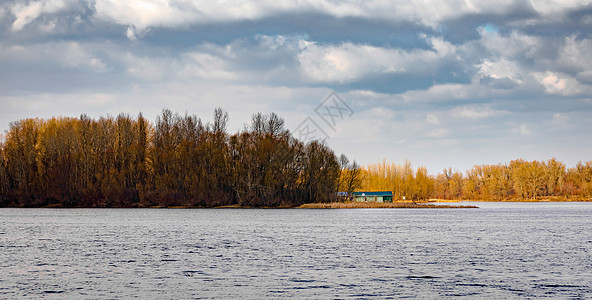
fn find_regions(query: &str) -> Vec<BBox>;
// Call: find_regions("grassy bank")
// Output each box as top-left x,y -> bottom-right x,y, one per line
299,202 -> 478,209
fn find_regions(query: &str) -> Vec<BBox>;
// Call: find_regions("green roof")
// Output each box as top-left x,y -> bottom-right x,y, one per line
352,191 -> 393,197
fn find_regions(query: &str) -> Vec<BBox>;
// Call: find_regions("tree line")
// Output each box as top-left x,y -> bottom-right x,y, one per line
433,159 -> 592,200
0,109 -> 344,207
358,160 -> 433,201
359,159 -> 592,201
2,109 -> 590,206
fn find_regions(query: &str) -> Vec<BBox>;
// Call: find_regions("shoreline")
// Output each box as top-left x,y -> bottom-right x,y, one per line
427,197 -> 592,203
1,202 -> 477,209
299,202 -> 478,208
3,198 -> 592,208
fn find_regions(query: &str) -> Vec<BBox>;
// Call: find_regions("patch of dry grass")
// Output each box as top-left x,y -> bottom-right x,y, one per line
299,201 -> 478,209
434,196 -> 592,202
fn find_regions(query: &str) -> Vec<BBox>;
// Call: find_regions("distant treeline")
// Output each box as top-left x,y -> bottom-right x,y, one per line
360,159 -> 592,201
2,110 -> 590,207
0,109 -> 347,207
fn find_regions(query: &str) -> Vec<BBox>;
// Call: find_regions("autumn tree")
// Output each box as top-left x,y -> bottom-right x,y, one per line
359,160 -> 435,201
133,113 -> 150,202
338,154 -> 363,198
545,158 -> 565,196
230,112 -> 311,206
35,117 -> 82,206
300,141 -> 340,203
464,164 -> 512,200
433,168 -> 464,200
573,161 -> 592,196
3,119 -> 41,205
0,140 -> 8,205
199,108 -> 232,206
510,159 -> 547,199
412,166 -> 433,201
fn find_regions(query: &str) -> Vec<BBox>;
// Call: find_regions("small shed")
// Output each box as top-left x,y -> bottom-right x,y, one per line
352,191 -> 393,203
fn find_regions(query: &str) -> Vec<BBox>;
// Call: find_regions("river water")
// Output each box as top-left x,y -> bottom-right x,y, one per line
1,202 -> 591,299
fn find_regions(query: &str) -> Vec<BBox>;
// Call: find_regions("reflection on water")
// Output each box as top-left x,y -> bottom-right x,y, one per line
1,203 -> 591,298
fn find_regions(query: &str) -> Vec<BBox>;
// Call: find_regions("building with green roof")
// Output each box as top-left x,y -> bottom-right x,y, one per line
351,191 -> 393,203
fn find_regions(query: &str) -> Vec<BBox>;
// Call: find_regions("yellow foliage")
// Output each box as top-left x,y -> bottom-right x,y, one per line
359,159 -> 433,201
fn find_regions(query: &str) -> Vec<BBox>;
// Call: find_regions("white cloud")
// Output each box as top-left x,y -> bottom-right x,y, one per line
126,26 -> 136,40
552,113 -> 567,122
477,30 -> 541,63
476,31 -> 592,79
551,113 -> 570,129
556,36 -> 592,74
5,0 -> 591,38
336,110 -> 393,143
298,39 -> 451,83
542,73 -> 566,91
179,52 -> 237,81
89,0 -> 584,33
428,128 -> 447,138
467,31 -> 592,97
62,42 -> 109,72
90,1 -> 400,31
364,107 -> 396,119
455,106 -> 492,119
123,53 -> 172,81
528,0 -> 592,15
38,19 -> 57,32
2,92 -> 119,115
0,41 -> 108,73
453,106 -> 499,119
477,58 -> 522,82
533,71 -> 590,96
88,0 -> 582,32
94,0 -> 199,33
426,113 -> 440,125
255,34 -> 307,52
518,124 -> 531,136
10,0 -> 71,31
398,83 -> 470,103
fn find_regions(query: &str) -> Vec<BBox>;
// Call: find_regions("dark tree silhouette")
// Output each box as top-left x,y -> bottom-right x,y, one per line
0,109 -> 344,207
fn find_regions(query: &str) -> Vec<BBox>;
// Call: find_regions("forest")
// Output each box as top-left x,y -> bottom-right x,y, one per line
360,159 -> 592,201
0,109 -> 344,207
0,109 -> 591,207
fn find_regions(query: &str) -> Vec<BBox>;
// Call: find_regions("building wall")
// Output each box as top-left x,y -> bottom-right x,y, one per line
353,195 -> 394,203
354,196 -> 384,203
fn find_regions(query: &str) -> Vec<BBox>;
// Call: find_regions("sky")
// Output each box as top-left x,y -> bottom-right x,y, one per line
1,0 -> 591,174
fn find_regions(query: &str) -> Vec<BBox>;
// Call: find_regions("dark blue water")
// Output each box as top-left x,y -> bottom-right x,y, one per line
1,202 -> 591,298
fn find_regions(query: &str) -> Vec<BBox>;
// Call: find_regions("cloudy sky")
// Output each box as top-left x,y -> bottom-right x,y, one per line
1,0 -> 591,173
